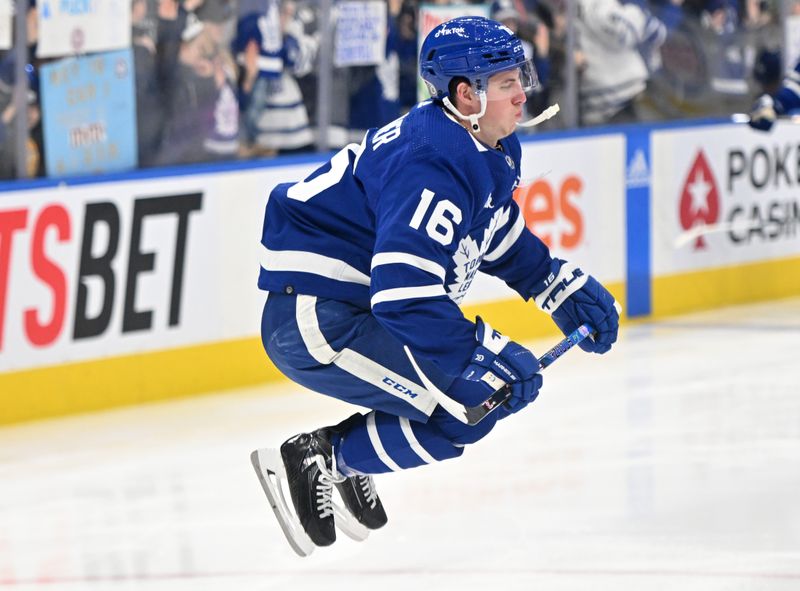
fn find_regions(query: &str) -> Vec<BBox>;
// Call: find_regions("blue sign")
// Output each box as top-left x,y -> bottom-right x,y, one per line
625,128 -> 651,317
40,48 -> 137,177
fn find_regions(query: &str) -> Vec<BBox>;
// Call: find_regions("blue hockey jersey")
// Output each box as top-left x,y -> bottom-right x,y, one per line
775,59 -> 800,113
259,101 -> 552,376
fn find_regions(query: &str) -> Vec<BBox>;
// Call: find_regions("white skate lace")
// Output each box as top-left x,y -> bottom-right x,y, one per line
357,476 -> 378,509
314,453 -> 346,519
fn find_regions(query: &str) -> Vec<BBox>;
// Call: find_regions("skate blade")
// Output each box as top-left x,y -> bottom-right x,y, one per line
332,500 -> 370,542
250,448 -> 316,557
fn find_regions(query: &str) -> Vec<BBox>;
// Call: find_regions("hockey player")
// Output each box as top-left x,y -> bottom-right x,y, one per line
251,16 -> 619,555
749,57 -> 800,131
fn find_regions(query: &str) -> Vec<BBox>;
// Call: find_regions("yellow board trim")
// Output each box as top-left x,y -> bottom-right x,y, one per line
0,338 -> 281,425
652,256 -> 800,317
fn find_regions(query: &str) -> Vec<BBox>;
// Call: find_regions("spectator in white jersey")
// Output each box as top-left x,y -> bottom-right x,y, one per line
249,16 -> 619,556
577,0 -> 666,125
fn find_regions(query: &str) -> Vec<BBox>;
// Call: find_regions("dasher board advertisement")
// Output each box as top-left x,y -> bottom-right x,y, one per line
0,162 -> 316,373
651,122 -> 800,276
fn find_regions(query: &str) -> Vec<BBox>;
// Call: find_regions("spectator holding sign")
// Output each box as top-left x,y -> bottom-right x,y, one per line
343,0 -> 402,139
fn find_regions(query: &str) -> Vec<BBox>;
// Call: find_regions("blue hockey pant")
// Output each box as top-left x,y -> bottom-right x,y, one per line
261,293 -> 501,475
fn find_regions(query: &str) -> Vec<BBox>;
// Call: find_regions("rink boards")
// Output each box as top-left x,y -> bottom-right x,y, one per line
1,119 -> 799,424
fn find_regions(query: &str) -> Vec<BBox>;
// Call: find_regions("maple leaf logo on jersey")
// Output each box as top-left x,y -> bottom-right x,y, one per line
679,150 -> 720,250
447,208 -> 510,303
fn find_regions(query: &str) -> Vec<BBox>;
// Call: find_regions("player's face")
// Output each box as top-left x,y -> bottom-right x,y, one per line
482,68 -> 527,142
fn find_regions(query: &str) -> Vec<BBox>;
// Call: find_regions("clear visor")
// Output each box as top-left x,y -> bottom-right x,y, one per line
479,59 -> 539,101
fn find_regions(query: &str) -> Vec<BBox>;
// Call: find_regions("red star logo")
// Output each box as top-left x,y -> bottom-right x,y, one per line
679,150 -> 720,250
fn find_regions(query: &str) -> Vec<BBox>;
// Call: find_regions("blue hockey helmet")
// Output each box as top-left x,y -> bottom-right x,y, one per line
419,16 -> 537,101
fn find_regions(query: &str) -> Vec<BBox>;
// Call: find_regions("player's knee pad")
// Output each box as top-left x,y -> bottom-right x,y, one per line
260,293 -> 312,373
427,404 -> 499,446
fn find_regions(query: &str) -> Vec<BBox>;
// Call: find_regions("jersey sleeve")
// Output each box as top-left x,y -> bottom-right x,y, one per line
582,0 -> 648,49
479,198 -> 553,298
368,154 -> 478,377
775,59 -> 800,113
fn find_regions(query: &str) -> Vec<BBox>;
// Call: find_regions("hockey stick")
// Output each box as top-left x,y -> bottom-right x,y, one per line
404,323 -> 593,426
673,220 -> 763,248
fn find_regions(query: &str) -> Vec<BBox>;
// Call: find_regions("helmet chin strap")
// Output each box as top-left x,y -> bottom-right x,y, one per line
442,92 -> 487,134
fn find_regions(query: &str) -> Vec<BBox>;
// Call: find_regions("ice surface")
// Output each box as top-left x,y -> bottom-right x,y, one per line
1,298 -> 799,591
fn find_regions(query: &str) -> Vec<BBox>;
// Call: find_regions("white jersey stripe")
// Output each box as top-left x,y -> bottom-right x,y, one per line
371,252 -> 446,280
483,211 -> 525,262
261,247 -> 370,286
371,285 -> 446,307
399,417 -> 437,464
784,79 -> 800,98
294,297 -> 438,416
295,295 -> 339,364
255,55 -> 284,73
367,412 -> 403,472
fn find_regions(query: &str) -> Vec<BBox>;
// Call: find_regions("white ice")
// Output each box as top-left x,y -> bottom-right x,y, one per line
1,298 -> 799,591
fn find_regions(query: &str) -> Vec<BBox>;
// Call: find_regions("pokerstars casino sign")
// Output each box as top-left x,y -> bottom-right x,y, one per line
651,122 -> 800,276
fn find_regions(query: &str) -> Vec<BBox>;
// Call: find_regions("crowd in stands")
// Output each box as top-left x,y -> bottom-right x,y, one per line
0,0 -> 793,179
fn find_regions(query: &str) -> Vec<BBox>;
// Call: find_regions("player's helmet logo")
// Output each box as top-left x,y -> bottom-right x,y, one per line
434,25 -> 468,38
679,150 -> 720,250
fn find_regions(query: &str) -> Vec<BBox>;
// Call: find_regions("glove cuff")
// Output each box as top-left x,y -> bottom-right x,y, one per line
475,317 -> 510,355
533,260 -> 588,314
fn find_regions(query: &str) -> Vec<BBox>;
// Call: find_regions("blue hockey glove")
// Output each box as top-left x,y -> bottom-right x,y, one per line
748,94 -> 780,132
460,318 -> 543,413
532,259 -> 619,354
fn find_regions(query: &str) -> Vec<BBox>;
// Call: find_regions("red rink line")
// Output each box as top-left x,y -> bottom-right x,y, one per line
2,568 -> 800,586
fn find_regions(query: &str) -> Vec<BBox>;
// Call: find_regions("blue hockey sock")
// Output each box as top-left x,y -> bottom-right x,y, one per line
335,411 -> 464,475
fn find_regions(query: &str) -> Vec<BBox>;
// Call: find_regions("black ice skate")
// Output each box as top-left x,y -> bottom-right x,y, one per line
336,475 -> 388,530
279,430 -> 341,547
250,429 -> 371,556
